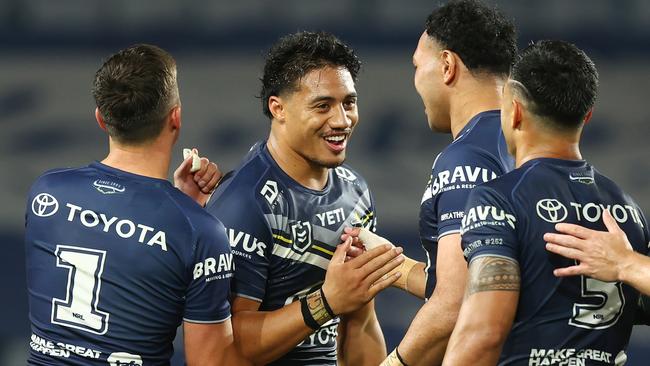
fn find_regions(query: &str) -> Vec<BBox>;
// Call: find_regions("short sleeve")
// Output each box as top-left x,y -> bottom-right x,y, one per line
206,196 -> 272,303
461,185 -> 519,264
432,150 -> 506,239
184,219 -> 233,323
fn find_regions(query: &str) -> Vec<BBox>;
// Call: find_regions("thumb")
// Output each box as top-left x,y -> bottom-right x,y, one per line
332,237 -> 352,264
174,155 -> 193,178
602,209 -> 621,233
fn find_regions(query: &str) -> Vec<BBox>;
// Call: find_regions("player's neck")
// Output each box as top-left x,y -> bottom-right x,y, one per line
449,78 -> 503,139
515,136 -> 582,168
102,140 -> 171,180
266,136 -> 329,191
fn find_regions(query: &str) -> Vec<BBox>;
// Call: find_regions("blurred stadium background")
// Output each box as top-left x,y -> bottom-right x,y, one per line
2,0 -> 650,364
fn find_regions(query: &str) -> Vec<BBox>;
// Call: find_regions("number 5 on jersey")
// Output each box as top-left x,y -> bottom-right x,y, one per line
51,245 -> 110,334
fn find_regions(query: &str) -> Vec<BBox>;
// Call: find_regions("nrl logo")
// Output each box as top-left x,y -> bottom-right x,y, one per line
93,180 -> 126,195
291,221 -> 312,254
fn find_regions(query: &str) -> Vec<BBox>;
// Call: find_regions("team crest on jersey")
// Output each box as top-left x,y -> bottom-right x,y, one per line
32,193 -> 59,217
93,180 -> 126,195
261,180 -> 279,205
107,352 -> 142,366
291,221 -> 312,253
334,167 -> 357,182
536,199 -> 568,223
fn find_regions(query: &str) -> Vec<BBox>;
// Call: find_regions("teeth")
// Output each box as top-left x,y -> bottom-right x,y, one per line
325,135 -> 346,142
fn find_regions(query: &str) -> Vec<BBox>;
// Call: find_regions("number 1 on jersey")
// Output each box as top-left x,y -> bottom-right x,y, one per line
51,245 -> 109,334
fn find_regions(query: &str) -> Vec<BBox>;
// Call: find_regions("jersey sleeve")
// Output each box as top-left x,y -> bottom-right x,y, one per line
183,219 -> 234,323
461,185 -> 519,264
206,195 -> 272,303
432,149 -> 507,239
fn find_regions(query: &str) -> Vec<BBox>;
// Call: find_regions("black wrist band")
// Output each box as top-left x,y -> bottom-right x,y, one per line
300,296 -> 321,330
319,287 -> 336,318
396,347 -> 409,366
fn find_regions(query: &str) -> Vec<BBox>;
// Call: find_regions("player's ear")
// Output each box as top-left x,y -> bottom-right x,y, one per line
95,108 -> 107,131
583,108 -> 593,125
511,99 -> 523,130
268,96 -> 285,122
169,105 -> 182,131
441,50 -> 457,85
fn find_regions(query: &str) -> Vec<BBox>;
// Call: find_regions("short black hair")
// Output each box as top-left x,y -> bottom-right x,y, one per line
511,40 -> 598,128
260,31 -> 361,119
425,0 -> 516,76
92,44 -> 178,144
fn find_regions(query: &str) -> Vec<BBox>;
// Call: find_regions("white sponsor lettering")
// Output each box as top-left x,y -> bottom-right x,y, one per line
108,352 -> 142,366
528,348 -> 612,365
227,228 -> 266,257
65,203 -> 167,251
193,253 -> 234,280
30,333 -> 102,359
431,166 -> 497,195
568,202 -> 642,227
461,205 -> 516,230
316,208 -> 345,226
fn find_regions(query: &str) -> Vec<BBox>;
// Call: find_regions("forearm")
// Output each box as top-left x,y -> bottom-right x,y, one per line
396,289 -> 460,366
392,258 -> 426,299
232,301 -> 313,365
619,251 -> 650,296
339,301 -> 387,365
442,325 -> 504,366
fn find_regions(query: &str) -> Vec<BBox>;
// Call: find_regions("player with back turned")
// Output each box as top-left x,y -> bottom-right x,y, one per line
444,40 -> 649,365
25,44 -> 242,365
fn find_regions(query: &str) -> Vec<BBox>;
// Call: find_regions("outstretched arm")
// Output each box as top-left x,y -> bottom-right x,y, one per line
442,256 -> 520,366
545,209 -> 650,295
381,233 -> 467,366
343,227 -> 427,299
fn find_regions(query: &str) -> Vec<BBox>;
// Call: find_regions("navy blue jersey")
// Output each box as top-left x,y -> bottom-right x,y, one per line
206,142 -> 376,365
25,162 -> 233,366
461,158 -> 650,365
419,110 -> 514,298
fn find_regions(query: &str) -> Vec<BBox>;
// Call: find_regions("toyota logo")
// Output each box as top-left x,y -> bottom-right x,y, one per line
536,199 -> 567,223
31,193 -> 59,217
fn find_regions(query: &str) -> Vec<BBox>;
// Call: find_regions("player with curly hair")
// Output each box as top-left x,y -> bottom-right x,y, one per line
206,31 -> 403,365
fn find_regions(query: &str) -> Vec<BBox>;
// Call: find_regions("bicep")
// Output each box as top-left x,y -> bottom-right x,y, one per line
184,319 -> 237,366
462,255 -> 520,330
434,233 -> 468,297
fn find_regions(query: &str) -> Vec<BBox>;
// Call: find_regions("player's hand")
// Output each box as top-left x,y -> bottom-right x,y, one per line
544,210 -> 633,282
173,148 -> 222,207
341,227 -> 364,261
322,238 -> 404,315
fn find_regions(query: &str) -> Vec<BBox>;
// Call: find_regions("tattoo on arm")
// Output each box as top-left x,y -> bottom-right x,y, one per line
467,256 -> 520,295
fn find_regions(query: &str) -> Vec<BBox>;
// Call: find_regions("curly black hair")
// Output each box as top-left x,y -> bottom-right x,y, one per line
425,0 -> 516,76
511,40 -> 598,128
260,31 -> 361,119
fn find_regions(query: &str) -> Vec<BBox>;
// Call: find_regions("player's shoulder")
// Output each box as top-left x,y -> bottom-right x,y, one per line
211,142 -> 276,207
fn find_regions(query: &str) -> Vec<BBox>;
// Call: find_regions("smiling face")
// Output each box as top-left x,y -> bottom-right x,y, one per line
413,31 -> 451,132
275,65 -> 358,168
